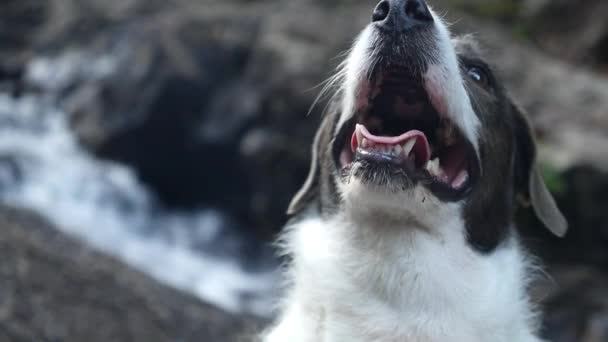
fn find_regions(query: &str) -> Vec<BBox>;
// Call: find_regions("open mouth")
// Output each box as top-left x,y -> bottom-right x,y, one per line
335,68 -> 479,200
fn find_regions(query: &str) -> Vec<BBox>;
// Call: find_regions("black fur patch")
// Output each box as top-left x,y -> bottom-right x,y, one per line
456,40 -> 535,253
346,160 -> 416,192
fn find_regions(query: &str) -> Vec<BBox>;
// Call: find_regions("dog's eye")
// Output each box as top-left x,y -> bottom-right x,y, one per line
466,67 -> 489,87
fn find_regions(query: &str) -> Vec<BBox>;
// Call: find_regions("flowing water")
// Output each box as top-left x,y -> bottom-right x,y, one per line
0,50 -> 279,317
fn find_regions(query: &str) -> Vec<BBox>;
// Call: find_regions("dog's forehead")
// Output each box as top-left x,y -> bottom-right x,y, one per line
452,35 -> 484,59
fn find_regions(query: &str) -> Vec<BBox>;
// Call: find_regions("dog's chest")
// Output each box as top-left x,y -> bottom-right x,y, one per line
266,217 -> 541,342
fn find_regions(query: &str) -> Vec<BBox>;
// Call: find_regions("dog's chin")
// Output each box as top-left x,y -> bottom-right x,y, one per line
337,175 -> 459,227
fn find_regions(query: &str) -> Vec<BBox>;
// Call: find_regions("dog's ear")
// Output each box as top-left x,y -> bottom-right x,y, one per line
513,105 -> 568,237
287,115 -> 331,216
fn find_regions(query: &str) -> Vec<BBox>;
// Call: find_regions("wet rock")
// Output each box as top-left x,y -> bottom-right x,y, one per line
0,206 -> 262,342
539,266 -> 608,342
0,0 -> 47,66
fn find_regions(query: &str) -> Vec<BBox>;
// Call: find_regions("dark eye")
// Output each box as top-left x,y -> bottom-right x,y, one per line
466,67 -> 489,88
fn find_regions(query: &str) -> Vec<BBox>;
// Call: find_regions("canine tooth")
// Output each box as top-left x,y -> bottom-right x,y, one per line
394,144 -> 402,156
356,126 -> 363,146
361,138 -> 369,149
402,138 -> 416,156
431,158 -> 439,176
426,158 -> 440,175
452,170 -> 469,188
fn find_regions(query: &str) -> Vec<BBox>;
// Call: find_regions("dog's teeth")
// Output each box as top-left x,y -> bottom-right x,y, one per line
393,144 -> 402,156
452,169 -> 469,189
361,138 -> 369,149
425,159 -> 434,174
426,158 -> 440,175
402,138 -> 416,156
356,126 -> 363,147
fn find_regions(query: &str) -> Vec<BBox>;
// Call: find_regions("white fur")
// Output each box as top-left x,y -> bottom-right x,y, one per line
423,16 -> 481,153
264,204 -> 543,342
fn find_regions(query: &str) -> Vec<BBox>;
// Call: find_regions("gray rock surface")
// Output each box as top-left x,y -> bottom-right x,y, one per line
0,207 -> 261,342
540,266 -> 608,342
522,0 -> 608,71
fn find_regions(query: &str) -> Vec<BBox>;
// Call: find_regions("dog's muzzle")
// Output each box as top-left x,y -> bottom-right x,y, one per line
333,0 -> 480,202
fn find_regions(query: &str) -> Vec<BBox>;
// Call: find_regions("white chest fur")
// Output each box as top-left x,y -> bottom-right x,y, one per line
264,215 -> 543,342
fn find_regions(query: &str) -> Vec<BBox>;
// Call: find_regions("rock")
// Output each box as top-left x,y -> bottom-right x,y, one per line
521,0 -> 608,71
539,266 -> 608,342
0,206 -> 262,342
0,0 -> 46,67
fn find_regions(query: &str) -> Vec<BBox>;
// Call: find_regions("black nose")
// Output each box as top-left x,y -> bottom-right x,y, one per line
372,0 -> 433,30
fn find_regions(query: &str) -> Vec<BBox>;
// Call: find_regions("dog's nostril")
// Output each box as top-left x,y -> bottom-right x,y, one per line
372,1 -> 390,22
404,0 -> 433,23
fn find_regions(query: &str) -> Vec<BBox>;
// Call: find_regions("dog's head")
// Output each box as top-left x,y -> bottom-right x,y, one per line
289,0 -> 567,252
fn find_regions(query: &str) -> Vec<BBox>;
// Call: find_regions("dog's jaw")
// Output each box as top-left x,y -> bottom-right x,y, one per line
335,8 -> 481,223
341,13 -> 481,153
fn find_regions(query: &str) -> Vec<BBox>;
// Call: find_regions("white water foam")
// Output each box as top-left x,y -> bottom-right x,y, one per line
0,51 -> 279,317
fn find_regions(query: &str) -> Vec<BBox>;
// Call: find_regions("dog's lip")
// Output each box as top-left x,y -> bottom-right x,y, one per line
351,124 -> 431,167
346,123 -> 472,191
332,63 -> 480,200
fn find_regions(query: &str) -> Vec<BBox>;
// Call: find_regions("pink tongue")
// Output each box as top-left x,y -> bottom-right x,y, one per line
351,124 -> 431,165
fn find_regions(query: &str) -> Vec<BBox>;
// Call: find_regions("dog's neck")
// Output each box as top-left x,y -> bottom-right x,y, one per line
267,210 -> 542,342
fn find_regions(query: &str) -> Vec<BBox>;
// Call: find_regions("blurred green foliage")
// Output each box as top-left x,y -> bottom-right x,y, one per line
540,163 -> 567,195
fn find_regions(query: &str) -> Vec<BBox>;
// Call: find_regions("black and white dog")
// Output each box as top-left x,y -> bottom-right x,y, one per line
264,0 -> 567,341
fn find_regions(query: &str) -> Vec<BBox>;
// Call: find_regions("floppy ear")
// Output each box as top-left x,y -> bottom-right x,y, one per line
287,115 -> 330,216
513,105 -> 568,237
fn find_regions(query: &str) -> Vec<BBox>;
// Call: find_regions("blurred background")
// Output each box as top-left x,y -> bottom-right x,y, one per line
0,0 -> 606,341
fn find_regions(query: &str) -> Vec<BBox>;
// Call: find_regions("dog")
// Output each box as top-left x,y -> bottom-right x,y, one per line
263,0 -> 567,341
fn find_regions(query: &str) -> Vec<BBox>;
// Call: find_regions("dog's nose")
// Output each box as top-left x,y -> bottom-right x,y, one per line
372,0 -> 433,30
